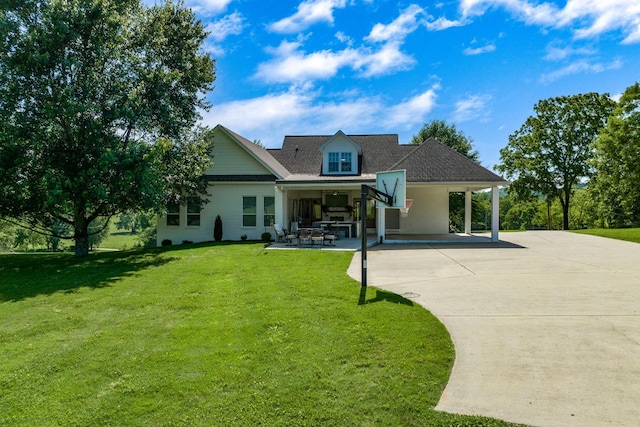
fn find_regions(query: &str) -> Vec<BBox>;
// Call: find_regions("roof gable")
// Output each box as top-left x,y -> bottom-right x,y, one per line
211,125 -> 290,179
318,130 -> 362,154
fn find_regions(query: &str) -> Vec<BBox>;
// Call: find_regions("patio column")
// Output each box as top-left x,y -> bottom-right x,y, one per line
274,186 -> 285,229
464,190 -> 472,234
377,206 -> 385,244
491,186 -> 499,242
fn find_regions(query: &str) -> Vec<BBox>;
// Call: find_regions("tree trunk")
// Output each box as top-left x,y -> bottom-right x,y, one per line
546,199 -> 552,230
560,193 -> 570,230
74,216 -> 90,257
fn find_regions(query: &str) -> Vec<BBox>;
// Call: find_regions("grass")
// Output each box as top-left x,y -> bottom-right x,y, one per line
572,228 -> 640,244
97,223 -> 140,250
0,243 -> 522,426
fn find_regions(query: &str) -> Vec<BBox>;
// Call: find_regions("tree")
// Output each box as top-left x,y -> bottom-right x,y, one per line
496,93 -> 615,230
411,119 -> 479,161
591,83 -> 640,228
0,0 -> 216,256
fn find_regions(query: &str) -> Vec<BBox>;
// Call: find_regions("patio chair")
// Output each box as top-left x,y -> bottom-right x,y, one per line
323,233 -> 336,246
298,229 -> 312,246
310,229 -> 324,246
273,223 -> 286,243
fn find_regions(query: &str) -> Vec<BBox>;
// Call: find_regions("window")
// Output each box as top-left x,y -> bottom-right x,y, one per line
341,152 -> 352,172
167,202 -> 180,226
263,196 -> 275,227
328,152 -> 339,172
186,197 -> 201,226
328,152 -> 352,173
243,196 -> 257,227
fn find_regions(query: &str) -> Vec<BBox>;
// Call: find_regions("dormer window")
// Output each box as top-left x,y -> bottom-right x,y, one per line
320,131 -> 361,175
329,152 -> 352,173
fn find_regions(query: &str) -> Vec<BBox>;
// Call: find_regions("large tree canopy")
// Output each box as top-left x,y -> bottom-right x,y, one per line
0,0 -> 216,256
410,119 -> 479,162
496,93 -> 615,230
591,82 -> 640,228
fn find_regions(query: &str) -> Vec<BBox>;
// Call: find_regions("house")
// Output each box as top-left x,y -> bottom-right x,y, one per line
156,124 -> 508,246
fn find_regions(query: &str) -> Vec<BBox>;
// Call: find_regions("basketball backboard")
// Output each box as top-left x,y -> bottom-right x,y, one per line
375,169 -> 406,208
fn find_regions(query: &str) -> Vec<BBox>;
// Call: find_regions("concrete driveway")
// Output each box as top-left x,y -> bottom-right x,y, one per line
347,231 -> 640,427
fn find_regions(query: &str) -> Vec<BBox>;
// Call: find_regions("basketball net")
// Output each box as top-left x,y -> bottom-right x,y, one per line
400,199 -> 413,217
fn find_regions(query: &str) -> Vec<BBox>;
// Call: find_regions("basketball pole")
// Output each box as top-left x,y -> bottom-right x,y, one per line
359,184 -> 394,305
359,186 -> 368,305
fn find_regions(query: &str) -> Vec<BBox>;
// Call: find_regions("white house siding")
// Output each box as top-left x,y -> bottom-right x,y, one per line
400,186 -> 449,234
204,131 -> 272,176
157,182 -> 277,245
157,128 -> 280,246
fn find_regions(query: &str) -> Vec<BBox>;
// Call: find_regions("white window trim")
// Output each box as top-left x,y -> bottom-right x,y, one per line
242,195 -> 258,228
186,197 -> 201,228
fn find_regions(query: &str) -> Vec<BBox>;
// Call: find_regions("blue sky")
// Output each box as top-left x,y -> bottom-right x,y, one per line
148,0 -> 640,169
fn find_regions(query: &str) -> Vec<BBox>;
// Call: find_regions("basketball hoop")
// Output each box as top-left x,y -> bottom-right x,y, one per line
400,199 -> 413,217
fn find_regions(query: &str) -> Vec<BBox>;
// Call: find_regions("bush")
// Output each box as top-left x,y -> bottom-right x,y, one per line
240,234 -> 247,241
261,232 -> 272,242
214,215 -> 223,241
161,239 -> 172,246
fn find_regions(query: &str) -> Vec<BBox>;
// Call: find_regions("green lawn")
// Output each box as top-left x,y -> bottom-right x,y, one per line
572,228 -> 640,244
96,223 -> 140,251
0,243 -> 521,426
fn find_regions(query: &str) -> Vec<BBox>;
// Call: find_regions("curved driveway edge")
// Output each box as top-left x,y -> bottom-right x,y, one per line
347,231 -> 640,427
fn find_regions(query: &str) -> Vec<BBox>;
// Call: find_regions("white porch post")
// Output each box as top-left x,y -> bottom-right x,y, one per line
377,206 -> 385,243
274,186 -> 285,228
464,190 -> 472,234
491,186 -> 500,242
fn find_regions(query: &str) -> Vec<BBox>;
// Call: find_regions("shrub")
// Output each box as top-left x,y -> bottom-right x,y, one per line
240,234 -> 247,241
161,239 -> 172,246
261,232 -> 272,242
214,215 -> 223,241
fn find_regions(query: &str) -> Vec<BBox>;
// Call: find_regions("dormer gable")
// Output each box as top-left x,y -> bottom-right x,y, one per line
318,131 -> 362,175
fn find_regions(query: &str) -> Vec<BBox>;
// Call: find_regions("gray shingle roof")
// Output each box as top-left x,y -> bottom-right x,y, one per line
268,134 -> 409,175
267,134 -> 506,184
389,137 -> 507,183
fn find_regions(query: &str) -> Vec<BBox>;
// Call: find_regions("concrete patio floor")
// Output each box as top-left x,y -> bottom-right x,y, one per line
268,232 -> 494,251
346,231 -> 640,427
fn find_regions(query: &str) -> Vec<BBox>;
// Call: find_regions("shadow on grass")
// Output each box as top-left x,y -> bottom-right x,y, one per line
359,289 -> 414,306
0,249 -> 177,303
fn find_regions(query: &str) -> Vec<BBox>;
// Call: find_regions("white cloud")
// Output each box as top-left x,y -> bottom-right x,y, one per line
460,0 -> 558,26
463,43 -> 496,55
561,0 -> 640,44
206,12 -> 245,42
254,38 -> 415,83
355,42 -> 416,77
203,85 -> 440,146
384,87 -> 439,127
425,16 -> 468,31
254,41 -> 359,83
202,11 -> 246,56
458,0 -> 640,43
185,0 -> 234,16
543,43 -> 597,61
268,0 -> 347,33
540,58 -> 624,83
365,4 -> 425,43
451,94 -> 492,122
